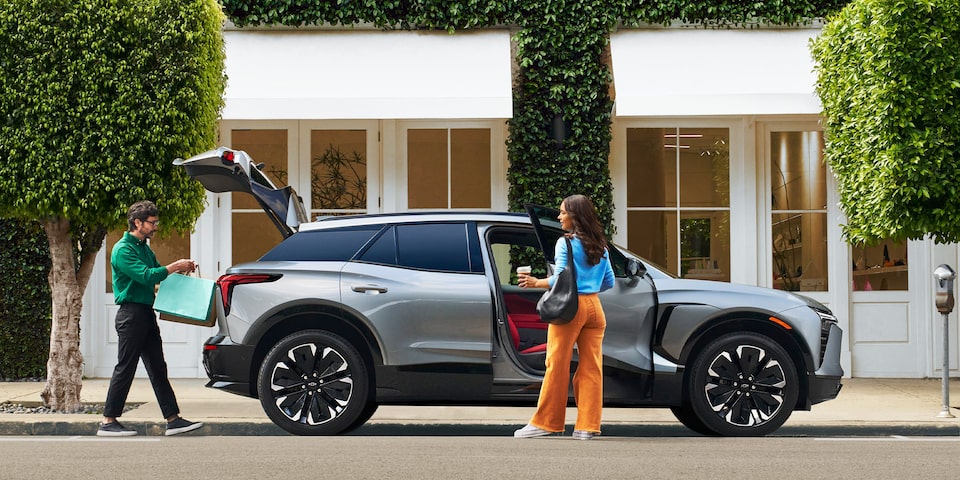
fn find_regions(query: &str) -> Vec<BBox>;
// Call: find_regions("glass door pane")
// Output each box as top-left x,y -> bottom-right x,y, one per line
310,129 -> 368,215
408,129 -> 448,209
852,240 -> 908,291
451,129 -> 491,208
407,128 -> 492,210
229,129 -> 286,264
770,131 -> 828,291
626,127 -> 730,280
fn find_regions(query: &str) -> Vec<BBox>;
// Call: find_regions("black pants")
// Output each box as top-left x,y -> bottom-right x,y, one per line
103,303 -> 179,419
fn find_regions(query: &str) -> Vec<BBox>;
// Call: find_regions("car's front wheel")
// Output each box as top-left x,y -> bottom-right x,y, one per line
686,332 -> 799,436
257,330 -> 371,435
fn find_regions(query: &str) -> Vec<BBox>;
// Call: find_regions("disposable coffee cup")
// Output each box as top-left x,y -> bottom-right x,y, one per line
516,266 -> 531,275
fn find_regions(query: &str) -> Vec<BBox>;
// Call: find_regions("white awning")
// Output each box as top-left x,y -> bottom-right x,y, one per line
223,30 -> 513,120
610,29 -> 822,116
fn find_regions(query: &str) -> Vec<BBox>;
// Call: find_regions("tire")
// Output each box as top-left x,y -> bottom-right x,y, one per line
257,330 -> 370,436
342,401 -> 379,434
670,405 -> 716,436
686,332 -> 799,437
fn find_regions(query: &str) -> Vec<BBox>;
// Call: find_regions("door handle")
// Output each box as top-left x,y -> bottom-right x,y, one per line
351,284 -> 388,294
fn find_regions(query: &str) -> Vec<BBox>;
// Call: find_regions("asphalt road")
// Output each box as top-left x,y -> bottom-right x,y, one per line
1,435 -> 959,479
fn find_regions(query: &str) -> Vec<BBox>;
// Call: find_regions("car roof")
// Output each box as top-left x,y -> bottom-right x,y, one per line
297,210 -> 531,232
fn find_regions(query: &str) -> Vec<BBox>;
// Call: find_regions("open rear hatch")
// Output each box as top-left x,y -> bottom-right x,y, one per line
174,147 -> 308,238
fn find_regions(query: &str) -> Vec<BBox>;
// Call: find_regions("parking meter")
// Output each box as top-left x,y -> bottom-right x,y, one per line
934,264 -> 955,314
933,264 -> 956,418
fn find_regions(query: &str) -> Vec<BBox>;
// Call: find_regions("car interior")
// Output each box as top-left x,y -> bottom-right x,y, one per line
487,227 -> 554,371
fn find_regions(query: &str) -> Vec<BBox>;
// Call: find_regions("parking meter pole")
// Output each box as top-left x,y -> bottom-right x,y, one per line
933,264 -> 956,419
938,311 -> 954,418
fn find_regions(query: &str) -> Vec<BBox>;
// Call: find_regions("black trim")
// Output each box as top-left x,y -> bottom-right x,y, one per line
202,338 -> 256,398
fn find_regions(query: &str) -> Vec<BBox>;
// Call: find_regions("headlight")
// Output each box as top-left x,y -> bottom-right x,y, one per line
814,309 -> 837,324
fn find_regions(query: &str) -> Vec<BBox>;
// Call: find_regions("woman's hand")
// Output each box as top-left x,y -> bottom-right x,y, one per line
518,273 -> 540,289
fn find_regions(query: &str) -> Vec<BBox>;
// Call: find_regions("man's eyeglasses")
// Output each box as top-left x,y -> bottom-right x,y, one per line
144,220 -> 160,226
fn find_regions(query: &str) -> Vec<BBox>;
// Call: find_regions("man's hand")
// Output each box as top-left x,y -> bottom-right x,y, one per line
166,259 -> 197,274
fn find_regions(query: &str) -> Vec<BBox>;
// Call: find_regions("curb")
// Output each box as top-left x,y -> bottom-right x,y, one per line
1,421 -> 957,437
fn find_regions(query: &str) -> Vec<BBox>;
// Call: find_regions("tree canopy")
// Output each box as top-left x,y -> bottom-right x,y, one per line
813,0 -> 960,244
0,0 -> 225,233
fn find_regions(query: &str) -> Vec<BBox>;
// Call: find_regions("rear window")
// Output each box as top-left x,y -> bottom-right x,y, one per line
260,225 -> 382,262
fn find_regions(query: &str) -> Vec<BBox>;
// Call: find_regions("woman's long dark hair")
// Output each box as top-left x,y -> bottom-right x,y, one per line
563,194 -> 608,266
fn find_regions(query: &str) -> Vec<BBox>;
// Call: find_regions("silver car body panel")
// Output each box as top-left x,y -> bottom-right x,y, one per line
654,278 -> 829,369
339,261 -> 492,366
225,263 -> 343,344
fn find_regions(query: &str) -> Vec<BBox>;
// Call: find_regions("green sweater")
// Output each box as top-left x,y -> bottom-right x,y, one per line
111,231 -> 169,305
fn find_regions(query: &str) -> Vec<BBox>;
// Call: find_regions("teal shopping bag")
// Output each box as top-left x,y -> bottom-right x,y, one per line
154,273 -> 216,327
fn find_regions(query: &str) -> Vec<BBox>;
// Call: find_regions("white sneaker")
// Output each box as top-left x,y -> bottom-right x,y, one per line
572,430 -> 597,440
514,424 -> 555,438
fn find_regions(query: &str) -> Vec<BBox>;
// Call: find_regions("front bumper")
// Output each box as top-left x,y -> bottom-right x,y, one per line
202,335 -> 256,398
809,322 -> 844,405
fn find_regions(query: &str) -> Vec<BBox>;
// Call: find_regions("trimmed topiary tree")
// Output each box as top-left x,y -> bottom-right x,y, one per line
813,0 -> 960,244
0,0 -> 226,410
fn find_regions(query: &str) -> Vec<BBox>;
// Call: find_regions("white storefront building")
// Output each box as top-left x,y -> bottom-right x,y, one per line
80,26 -> 959,380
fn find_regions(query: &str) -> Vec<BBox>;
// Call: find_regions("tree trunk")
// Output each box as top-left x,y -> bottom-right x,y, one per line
40,218 -> 85,412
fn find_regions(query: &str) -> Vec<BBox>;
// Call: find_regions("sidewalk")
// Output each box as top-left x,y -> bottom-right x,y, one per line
0,378 -> 958,436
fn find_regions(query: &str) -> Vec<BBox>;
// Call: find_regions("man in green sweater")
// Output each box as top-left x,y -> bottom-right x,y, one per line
98,200 -> 204,437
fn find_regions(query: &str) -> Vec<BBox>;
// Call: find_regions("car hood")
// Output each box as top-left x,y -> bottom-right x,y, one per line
652,277 -> 828,314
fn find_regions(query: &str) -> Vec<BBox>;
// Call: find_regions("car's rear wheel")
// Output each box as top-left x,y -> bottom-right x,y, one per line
257,330 -> 370,435
686,332 -> 799,436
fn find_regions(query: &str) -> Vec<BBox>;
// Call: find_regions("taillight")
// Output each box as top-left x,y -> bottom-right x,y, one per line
220,149 -> 236,165
217,273 -> 281,316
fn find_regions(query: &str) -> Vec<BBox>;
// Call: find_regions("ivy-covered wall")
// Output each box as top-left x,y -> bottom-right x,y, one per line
220,1 -> 846,236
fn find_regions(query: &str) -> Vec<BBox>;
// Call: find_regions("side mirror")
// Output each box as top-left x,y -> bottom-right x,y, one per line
626,259 -> 646,287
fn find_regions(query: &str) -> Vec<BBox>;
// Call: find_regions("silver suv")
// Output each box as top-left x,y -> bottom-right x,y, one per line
177,147 -> 843,437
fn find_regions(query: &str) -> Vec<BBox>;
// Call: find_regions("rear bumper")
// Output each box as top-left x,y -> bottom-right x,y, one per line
202,335 -> 256,398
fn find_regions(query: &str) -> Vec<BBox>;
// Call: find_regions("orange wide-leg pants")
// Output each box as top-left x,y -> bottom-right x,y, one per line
528,293 -> 606,433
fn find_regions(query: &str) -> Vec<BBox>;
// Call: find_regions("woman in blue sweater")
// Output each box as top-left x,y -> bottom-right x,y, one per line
515,194 -> 615,440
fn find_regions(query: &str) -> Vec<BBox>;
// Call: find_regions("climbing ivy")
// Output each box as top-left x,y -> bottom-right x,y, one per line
220,1 -> 846,236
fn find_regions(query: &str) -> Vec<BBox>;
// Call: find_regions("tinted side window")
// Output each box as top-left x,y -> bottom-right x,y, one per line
260,225 -> 381,261
397,223 -> 470,273
358,227 -> 397,265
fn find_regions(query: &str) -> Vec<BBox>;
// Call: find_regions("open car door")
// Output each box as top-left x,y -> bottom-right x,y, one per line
174,147 -> 308,238
524,203 -> 660,396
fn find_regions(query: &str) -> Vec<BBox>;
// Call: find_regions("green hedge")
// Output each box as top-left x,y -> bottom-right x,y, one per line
0,219 -> 50,379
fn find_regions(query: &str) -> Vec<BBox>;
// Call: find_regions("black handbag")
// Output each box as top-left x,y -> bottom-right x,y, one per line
537,237 -> 579,325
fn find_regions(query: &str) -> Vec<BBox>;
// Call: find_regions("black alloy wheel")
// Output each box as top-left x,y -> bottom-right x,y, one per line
257,330 -> 371,435
687,332 -> 799,436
